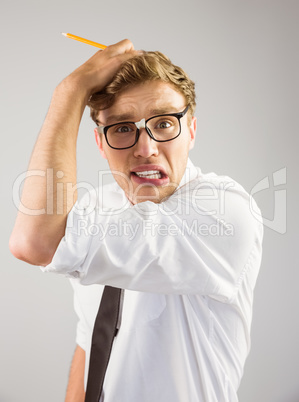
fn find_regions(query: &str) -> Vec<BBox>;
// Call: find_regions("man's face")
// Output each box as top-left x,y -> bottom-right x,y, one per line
94,81 -> 196,204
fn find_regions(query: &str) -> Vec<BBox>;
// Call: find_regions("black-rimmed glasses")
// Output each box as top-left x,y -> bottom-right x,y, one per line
96,105 -> 189,150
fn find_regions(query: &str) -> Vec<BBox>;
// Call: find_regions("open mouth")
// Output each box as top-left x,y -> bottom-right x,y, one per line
131,165 -> 169,185
134,170 -> 162,179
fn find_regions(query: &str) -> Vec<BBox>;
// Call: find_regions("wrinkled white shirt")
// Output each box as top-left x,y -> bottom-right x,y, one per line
42,160 -> 263,402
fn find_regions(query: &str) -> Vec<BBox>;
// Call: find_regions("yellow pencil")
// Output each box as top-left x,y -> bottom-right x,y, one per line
62,33 -> 107,50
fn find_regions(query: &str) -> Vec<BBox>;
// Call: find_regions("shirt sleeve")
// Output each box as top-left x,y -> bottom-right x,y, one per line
42,175 -> 263,302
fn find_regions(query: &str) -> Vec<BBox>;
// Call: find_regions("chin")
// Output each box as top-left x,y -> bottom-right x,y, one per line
133,185 -> 177,204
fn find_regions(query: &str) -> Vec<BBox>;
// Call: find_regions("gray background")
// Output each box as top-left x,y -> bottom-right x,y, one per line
1,0 -> 298,401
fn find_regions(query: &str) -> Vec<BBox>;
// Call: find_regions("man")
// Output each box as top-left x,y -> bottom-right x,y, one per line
10,39 -> 263,401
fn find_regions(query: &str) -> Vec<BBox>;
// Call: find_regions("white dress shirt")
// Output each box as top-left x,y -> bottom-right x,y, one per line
42,159 -> 263,402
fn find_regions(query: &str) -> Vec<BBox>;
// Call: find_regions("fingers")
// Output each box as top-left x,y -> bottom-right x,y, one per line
85,38 -> 139,71
104,39 -> 143,61
107,38 -> 135,55
66,39 -> 141,97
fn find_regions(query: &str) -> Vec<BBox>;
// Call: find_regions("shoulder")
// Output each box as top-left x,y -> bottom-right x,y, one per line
177,159 -> 252,201
192,169 -> 250,197
75,181 -> 124,208
174,163 -> 257,212
188,165 -> 260,212
71,181 -> 129,217
173,165 -> 264,244
65,181 -> 130,238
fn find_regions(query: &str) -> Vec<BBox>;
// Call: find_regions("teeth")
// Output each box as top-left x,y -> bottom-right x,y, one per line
135,170 -> 162,179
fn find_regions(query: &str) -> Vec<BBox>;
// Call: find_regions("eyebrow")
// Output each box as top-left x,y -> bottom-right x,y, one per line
103,113 -> 136,125
99,106 -> 184,126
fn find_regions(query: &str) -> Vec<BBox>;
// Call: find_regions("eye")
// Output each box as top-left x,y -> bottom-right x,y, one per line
112,124 -> 135,134
117,125 -> 133,133
156,121 -> 172,129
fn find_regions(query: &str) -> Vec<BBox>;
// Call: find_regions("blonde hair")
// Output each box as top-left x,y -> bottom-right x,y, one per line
88,51 -> 196,123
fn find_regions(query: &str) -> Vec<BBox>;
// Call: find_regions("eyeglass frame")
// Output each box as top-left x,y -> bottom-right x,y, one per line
96,105 -> 190,150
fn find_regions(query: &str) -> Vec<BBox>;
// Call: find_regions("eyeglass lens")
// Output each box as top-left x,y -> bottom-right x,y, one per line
106,114 -> 181,149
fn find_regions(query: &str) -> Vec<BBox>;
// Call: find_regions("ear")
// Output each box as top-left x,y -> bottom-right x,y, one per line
94,128 -> 107,159
188,116 -> 197,150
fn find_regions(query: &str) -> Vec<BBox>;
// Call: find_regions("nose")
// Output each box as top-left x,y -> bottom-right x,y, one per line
133,128 -> 159,158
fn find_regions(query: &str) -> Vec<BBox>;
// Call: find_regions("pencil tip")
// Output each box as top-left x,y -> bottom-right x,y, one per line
61,32 -> 67,37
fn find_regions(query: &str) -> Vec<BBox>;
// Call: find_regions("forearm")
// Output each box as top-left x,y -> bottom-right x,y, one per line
10,78 -> 88,265
65,345 -> 86,402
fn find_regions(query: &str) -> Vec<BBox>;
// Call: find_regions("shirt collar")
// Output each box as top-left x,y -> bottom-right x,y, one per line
177,158 -> 200,190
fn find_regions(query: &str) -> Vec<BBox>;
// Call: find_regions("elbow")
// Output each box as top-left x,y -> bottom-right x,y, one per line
9,231 -> 55,266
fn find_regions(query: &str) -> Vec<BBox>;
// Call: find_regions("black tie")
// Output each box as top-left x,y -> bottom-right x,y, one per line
85,286 -> 123,402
